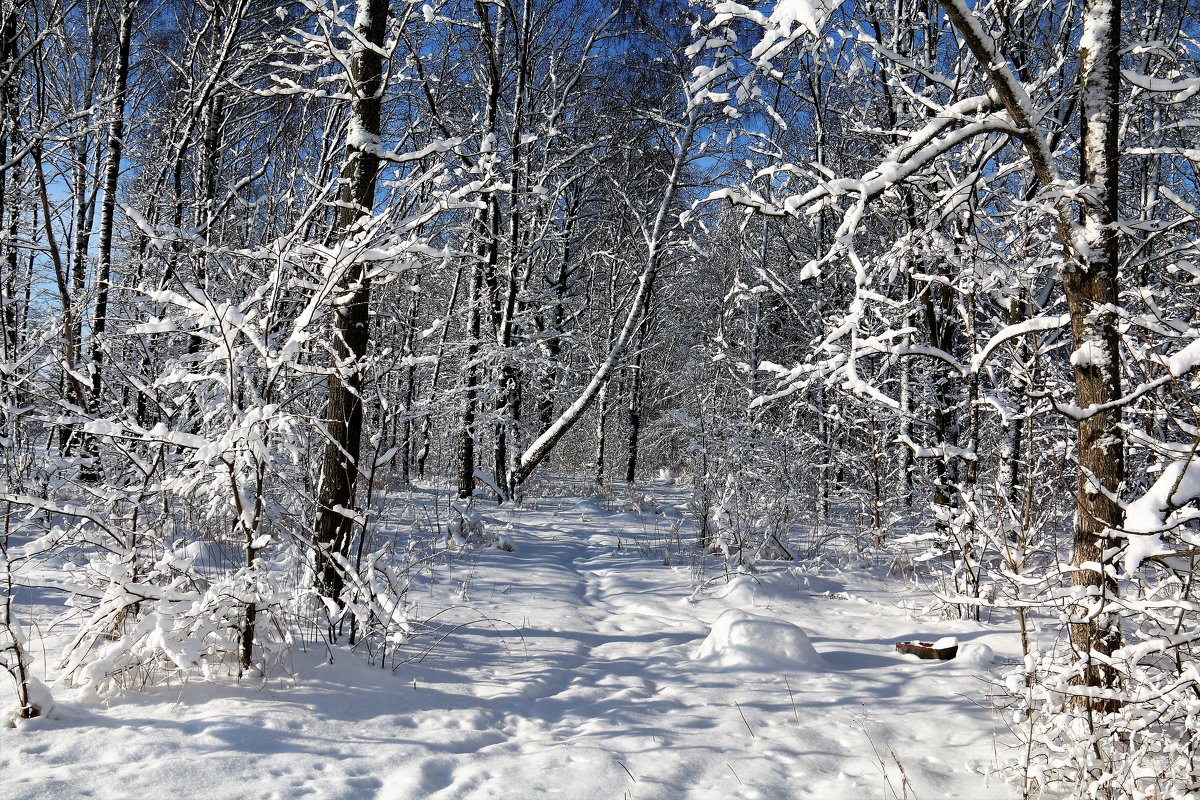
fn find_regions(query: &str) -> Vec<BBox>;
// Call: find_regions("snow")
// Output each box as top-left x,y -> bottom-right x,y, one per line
1070,339 -> 1111,368
958,644 -> 995,667
708,1 -> 829,68
693,609 -> 828,671
2,482 -> 1018,798
971,314 -> 1070,374
1119,456 -> 1200,573
1167,337 -> 1200,378
346,121 -> 381,155
120,203 -> 169,250
767,0 -> 827,36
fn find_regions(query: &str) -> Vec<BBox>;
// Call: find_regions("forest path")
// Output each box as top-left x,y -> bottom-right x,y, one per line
380,489 -> 719,798
373,484 -> 1009,799
0,482 -> 1017,800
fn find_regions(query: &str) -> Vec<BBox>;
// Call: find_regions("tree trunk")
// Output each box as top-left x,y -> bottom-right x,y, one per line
312,0 -> 389,604
536,221 -> 574,431
937,0 -> 1126,711
455,1 -> 502,500
0,0 -> 20,429
623,313 -> 650,484
594,382 -> 608,486
491,0 -> 532,500
456,224 -> 485,500
417,266 -> 462,479
90,0 -> 133,411
397,275 -> 422,486
1063,0 -> 1124,713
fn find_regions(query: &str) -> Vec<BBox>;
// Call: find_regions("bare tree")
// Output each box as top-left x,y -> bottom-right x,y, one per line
312,0 -> 393,602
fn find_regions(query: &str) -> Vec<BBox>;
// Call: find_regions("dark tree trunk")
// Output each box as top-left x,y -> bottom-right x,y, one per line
491,0 -> 532,500
312,0 -> 389,604
417,267 -> 462,479
535,196 -> 579,432
90,0 -> 133,411
0,0 -> 20,406
623,321 -> 648,485
456,226 -> 485,500
397,274 -> 422,486
455,1 -> 502,501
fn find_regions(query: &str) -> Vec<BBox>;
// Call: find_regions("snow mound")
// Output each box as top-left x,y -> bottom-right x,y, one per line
714,575 -> 768,607
694,609 -> 828,671
957,643 -> 994,667
714,572 -> 803,608
4,677 -> 55,727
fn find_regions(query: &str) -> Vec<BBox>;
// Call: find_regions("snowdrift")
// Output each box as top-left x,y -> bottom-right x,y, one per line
693,608 -> 828,671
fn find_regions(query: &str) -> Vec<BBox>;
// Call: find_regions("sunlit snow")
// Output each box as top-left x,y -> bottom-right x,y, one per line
3,481 -> 1016,799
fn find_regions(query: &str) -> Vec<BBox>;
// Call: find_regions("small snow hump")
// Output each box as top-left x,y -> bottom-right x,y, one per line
693,609 -> 828,671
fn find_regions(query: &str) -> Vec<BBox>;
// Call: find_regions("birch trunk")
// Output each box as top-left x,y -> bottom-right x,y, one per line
1063,0 -> 1124,711
936,0 -> 1126,710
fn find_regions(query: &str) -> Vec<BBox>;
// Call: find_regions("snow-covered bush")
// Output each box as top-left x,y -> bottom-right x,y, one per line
1,525 -> 40,721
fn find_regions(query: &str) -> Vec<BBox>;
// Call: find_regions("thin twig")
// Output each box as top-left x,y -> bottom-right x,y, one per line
735,701 -> 756,738
784,675 -> 800,725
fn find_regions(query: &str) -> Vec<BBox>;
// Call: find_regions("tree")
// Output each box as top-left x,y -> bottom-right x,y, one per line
310,0 -> 392,603
696,0 -> 1200,792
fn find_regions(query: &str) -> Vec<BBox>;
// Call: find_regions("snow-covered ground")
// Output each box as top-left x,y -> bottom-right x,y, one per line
2,480 -> 1021,799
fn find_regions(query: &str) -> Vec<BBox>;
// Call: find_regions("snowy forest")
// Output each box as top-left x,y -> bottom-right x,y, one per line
1,0 -> 1199,797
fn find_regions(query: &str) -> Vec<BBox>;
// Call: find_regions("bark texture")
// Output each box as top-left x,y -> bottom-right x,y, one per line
313,0 -> 389,602
1064,0 -> 1125,711
936,0 -> 1126,710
